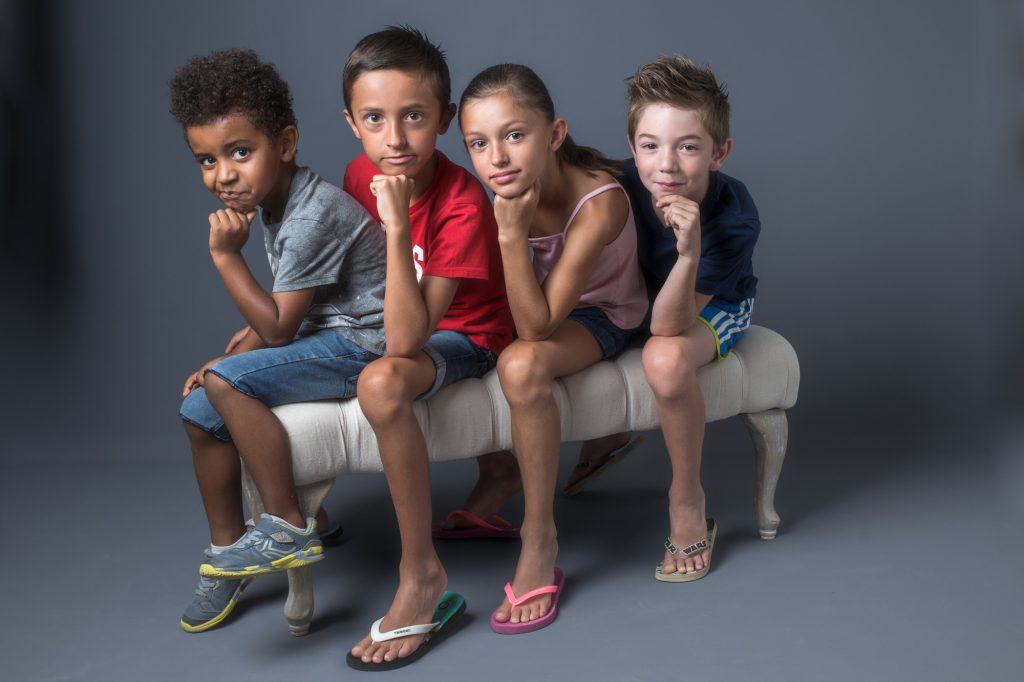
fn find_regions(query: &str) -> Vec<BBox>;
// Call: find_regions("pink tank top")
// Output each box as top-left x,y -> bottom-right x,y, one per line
528,182 -> 649,329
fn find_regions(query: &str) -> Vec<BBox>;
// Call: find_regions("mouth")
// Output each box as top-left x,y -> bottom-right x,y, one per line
653,181 -> 683,192
489,170 -> 521,186
382,154 -> 416,166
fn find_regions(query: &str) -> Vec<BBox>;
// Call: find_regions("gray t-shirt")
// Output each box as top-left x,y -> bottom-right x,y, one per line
261,166 -> 386,354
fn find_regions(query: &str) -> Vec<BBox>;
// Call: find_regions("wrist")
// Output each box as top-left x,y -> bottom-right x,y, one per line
210,249 -> 243,266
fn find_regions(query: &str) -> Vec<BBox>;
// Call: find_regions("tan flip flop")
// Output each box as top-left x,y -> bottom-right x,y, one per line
655,518 -> 717,582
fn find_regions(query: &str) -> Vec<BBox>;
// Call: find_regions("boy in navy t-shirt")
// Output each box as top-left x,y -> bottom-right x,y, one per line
566,56 -> 760,582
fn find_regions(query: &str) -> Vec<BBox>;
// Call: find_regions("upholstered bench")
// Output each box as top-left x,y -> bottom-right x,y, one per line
241,324 -> 799,635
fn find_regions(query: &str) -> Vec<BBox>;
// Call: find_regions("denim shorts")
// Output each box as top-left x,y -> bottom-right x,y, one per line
566,307 -> 637,360
419,330 -> 497,399
180,329 -> 382,442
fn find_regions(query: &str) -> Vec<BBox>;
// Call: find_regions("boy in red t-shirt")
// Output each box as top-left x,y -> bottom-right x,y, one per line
339,27 -> 512,670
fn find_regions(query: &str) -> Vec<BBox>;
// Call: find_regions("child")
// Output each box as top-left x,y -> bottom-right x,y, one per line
575,55 -> 760,581
339,27 -> 513,670
458,64 -> 648,633
170,49 -> 387,632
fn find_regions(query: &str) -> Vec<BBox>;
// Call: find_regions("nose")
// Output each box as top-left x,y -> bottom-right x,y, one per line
658,147 -> 678,173
216,161 -> 238,186
490,143 -> 509,168
385,121 -> 406,149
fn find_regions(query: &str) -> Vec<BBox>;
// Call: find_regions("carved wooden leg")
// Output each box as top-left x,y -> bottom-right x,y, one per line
740,409 -> 788,540
283,479 -> 335,636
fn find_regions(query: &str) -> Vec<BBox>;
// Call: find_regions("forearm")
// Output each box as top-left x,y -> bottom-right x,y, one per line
211,253 -> 298,346
383,226 -> 432,357
650,254 -> 700,336
229,327 -> 266,355
499,235 -> 560,341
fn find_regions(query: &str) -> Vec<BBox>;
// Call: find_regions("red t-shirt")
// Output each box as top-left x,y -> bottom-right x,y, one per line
344,152 -> 513,356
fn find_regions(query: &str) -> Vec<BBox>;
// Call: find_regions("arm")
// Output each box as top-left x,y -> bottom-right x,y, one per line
207,208 -> 315,347
496,184 -> 627,341
648,195 -> 710,337
181,326 -> 268,397
371,174 -> 460,358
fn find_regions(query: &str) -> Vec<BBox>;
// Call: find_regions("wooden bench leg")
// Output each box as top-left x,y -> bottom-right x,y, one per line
740,409 -> 788,540
240,472 -> 335,636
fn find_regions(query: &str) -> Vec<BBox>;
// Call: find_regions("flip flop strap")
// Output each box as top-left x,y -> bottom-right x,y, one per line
445,509 -> 513,531
503,581 -> 559,607
370,617 -> 440,642
664,536 -> 708,557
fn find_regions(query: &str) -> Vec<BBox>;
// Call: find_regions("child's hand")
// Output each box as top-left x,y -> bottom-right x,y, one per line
656,195 -> 701,257
224,325 -> 252,354
182,355 -> 225,397
369,174 -> 414,230
494,181 -> 540,240
208,208 -> 257,256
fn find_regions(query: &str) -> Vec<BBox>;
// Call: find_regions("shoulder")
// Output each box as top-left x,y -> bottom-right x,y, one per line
281,167 -> 375,238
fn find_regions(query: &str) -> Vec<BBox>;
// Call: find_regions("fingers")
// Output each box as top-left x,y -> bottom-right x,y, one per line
182,372 -> 199,397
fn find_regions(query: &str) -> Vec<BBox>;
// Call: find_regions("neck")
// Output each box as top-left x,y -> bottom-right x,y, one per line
260,162 -> 297,222
410,151 -> 438,205
537,153 -> 570,209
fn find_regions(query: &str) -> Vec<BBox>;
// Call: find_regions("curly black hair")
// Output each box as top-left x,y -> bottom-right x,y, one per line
169,48 -> 296,138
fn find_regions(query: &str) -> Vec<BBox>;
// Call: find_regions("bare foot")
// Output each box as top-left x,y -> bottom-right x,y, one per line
350,563 -> 448,666
563,431 -> 632,492
661,492 -> 711,575
492,530 -> 559,624
439,451 -> 522,531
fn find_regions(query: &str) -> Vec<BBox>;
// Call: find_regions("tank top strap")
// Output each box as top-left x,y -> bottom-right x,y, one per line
563,182 -> 625,233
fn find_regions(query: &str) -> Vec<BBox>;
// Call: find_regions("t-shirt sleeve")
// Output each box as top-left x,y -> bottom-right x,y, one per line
421,201 -> 492,280
696,218 -> 760,297
271,218 -> 346,292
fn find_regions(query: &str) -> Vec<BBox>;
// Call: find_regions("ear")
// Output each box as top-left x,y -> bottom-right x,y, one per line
626,134 -> 637,159
550,117 -> 568,151
710,137 -> 732,171
437,102 -> 457,134
278,125 -> 299,162
342,109 -> 361,140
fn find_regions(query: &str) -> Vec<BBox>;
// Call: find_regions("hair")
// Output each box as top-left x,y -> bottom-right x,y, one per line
625,56 -> 731,149
459,64 -> 621,178
169,48 -> 296,138
342,25 -> 451,112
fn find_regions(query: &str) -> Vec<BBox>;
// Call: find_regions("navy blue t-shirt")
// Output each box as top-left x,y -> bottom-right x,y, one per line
620,158 -> 759,303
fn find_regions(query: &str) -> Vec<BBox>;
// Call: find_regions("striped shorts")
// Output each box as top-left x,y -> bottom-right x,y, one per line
697,298 -> 754,360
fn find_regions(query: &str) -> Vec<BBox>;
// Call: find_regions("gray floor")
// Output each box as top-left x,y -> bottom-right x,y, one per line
3,421 -> 1021,682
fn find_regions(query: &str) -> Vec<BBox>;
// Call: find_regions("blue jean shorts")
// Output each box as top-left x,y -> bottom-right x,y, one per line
180,329 -> 382,442
697,298 -> 754,360
566,307 -> 637,360
419,330 -> 497,399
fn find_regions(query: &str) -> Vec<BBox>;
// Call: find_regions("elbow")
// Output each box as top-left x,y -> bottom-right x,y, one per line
259,332 -> 293,348
384,333 -> 427,359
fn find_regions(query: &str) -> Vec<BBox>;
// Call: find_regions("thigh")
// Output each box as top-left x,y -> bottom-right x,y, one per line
206,331 -> 380,407
504,318 -> 606,382
418,330 -> 496,399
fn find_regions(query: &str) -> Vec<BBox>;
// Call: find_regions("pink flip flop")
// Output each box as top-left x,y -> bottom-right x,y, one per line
431,510 -> 520,540
490,567 -> 565,634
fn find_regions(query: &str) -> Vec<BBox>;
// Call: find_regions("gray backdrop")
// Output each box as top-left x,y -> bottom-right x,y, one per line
1,0 -> 1020,453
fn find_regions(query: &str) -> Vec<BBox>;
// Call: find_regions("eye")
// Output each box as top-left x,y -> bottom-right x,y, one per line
406,111 -> 423,122
232,147 -> 251,160
681,144 -> 698,152
468,139 -> 487,152
198,155 -> 215,167
365,113 -> 382,124
506,131 -> 524,142
639,142 -> 657,151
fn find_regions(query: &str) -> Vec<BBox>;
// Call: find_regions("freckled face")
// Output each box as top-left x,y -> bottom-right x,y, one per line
631,103 -> 727,204
185,113 -> 291,212
344,69 -> 452,183
460,93 -> 556,199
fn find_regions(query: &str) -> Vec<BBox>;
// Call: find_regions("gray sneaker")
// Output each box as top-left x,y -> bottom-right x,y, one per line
199,513 -> 323,579
181,552 -> 251,632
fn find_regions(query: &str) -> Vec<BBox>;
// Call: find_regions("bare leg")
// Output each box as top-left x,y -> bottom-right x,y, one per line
563,431 -> 632,491
349,354 -> 448,665
437,450 -> 522,530
184,422 -> 247,547
492,322 -> 604,625
203,374 -> 305,528
642,325 -> 717,575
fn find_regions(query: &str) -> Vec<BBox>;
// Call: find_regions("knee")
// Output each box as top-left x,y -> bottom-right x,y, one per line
642,338 -> 699,399
356,360 -> 414,424
202,371 -> 237,409
497,342 -> 552,407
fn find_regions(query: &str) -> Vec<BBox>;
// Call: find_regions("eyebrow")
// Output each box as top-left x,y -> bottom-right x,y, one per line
358,103 -> 431,113
636,132 -> 703,142
462,120 -> 530,138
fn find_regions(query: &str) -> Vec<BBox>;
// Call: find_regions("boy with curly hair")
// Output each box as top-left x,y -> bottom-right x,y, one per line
170,48 -> 387,632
